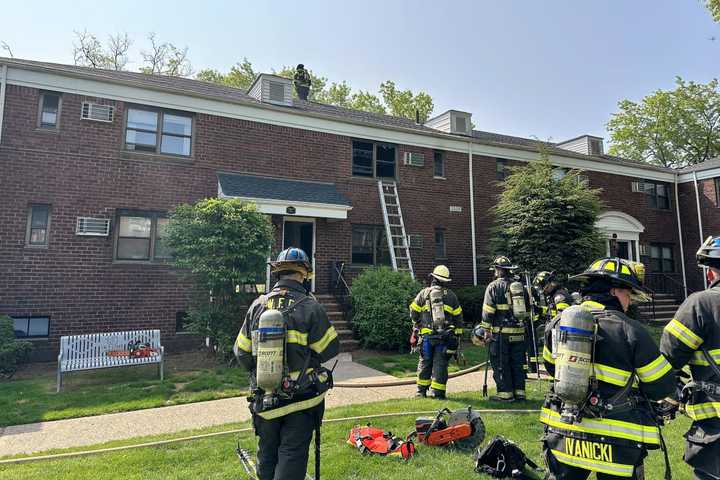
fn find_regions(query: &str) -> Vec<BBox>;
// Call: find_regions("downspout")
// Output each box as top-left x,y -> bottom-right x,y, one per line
0,64 -> 7,145
674,173 -> 688,298
693,171 -> 708,288
469,141 -> 477,286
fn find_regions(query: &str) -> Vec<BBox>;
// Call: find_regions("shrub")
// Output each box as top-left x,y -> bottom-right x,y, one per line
455,285 -> 487,326
0,315 -> 32,379
350,267 -> 422,352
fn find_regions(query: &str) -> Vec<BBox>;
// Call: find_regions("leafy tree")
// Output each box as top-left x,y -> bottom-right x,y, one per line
607,78 -> 720,168
0,315 -> 32,379
139,33 -> 192,77
163,198 -> 274,361
196,58 -> 257,89
706,0 -> 720,22
490,153 -> 606,279
379,81 -> 434,122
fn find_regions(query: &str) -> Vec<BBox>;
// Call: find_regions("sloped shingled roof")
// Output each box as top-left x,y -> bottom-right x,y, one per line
218,173 -> 351,206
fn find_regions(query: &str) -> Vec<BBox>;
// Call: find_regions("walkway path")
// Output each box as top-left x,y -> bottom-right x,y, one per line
0,354 -> 495,457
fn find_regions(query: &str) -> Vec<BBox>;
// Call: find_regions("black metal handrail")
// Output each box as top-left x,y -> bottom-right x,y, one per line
645,272 -> 690,302
331,261 -> 352,317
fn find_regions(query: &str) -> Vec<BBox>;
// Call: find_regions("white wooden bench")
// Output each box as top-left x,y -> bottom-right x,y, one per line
57,330 -> 164,392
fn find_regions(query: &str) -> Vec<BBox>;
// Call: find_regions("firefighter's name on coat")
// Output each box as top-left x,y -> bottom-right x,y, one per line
564,438 -> 613,463
266,297 -> 295,309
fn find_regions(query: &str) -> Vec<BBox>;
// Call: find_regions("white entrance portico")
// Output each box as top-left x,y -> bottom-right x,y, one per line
596,211 -> 645,262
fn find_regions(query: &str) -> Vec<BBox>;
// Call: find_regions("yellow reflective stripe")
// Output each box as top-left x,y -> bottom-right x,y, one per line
551,449 -> 634,477
309,326 -> 337,354
665,319 -> 703,350
446,349 -> 456,355
581,300 -> 605,310
541,306 -> 549,314
495,391 -> 514,399
636,355 -> 672,383
540,408 -> 660,444
496,304 -> 510,310
454,328 -> 463,335
483,304 -> 496,314
491,326 -> 525,334
556,303 -> 570,310
288,368 -> 314,380
419,328 -> 433,334
443,305 -> 462,316
686,402 -> 720,421
417,378 -> 431,386
286,330 -> 308,346
235,332 -> 252,353
689,349 -> 720,366
430,381 -> 446,391
479,322 -> 491,329
514,389 -> 526,396
543,345 -> 555,364
593,363 -> 632,387
410,301 -> 428,312
257,392 -> 326,420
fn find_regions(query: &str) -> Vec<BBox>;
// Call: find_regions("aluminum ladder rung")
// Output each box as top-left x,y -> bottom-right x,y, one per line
377,180 -> 414,279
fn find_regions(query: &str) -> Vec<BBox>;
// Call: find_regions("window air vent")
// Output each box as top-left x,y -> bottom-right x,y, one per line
407,234 -> 423,249
631,181 -> 646,193
268,81 -> 286,103
81,102 -> 114,123
577,174 -> 590,186
76,217 -> 111,236
639,244 -> 649,256
403,152 -> 425,167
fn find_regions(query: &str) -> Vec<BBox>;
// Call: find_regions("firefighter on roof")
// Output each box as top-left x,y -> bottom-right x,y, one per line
410,265 -> 464,399
475,256 -> 527,401
234,247 -> 339,480
660,236 -> 720,480
541,258 -> 675,479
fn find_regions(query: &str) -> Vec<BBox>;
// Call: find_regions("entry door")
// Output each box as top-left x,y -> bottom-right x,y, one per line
282,219 -> 315,290
608,239 -> 634,261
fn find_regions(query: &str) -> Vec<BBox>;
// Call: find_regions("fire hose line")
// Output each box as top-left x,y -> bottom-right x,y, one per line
0,408 -> 540,465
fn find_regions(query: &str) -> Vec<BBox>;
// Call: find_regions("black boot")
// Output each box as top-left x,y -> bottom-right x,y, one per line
416,387 -> 427,398
431,389 -> 446,400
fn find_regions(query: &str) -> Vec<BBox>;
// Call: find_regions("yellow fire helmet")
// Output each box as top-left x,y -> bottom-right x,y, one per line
430,265 -> 451,282
570,257 -> 651,302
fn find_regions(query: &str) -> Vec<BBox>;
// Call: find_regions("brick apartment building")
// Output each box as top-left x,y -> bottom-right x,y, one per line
1,58 -> 719,359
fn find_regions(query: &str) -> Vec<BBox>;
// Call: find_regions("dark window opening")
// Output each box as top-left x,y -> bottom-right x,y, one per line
125,108 -> 192,156
13,317 -> 49,338
435,228 -> 446,259
176,311 -> 189,333
352,140 -> 396,179
39,93 -> 61,129
116,212 -> 171,262
351,225 -> 391,266
434,151 -> 445,178
27,204 -> 50,246
496,159 -> 507,181
643,180 -> 671,210
715,178 -> 720,207
650,244 -> 675,273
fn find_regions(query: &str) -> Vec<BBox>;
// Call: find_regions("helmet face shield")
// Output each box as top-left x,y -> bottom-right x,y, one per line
697,236 -> 720,268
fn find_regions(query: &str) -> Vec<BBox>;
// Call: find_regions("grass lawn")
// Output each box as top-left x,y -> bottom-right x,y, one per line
0,381 -> 694,479
0,352 -> 248,427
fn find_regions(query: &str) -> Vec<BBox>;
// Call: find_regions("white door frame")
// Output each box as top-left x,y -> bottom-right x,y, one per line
596,211 -> 645,262
281,216 -> 317,292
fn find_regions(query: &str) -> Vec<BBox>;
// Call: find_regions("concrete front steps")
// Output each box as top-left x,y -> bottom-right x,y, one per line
315,294 -> 359,351
637,293 -> 681,325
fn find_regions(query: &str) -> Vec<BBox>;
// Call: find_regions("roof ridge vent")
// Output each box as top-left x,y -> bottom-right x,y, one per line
248,74 -> 293,107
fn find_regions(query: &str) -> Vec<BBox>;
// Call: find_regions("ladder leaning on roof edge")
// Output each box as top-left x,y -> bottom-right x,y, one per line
378,180 -> 414,279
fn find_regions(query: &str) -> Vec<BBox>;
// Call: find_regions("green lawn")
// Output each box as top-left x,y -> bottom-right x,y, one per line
0,353 -> 248,427
0,382 -> 694,479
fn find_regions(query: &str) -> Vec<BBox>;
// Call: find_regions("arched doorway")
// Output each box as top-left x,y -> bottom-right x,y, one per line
596,211 -> 645,261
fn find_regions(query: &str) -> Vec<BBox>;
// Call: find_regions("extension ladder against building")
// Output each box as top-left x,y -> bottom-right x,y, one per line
378,180 -> 414,279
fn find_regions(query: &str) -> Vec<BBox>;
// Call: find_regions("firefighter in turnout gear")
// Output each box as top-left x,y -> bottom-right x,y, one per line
410,265 -> 464,399
660,236 -> 720,480
541,258 -> 676,479
234,247 -> 339,480
477,256 -> 527,402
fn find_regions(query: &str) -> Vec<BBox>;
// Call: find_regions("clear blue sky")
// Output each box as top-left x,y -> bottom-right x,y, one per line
1,0 -> 717,144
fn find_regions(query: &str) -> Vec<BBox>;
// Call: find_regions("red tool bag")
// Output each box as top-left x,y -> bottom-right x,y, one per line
347,426 -> 415,460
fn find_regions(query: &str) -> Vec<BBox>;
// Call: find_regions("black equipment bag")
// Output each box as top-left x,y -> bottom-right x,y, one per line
474,436 -> 545,479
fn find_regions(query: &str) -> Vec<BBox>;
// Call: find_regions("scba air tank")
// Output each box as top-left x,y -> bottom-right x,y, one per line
553,305 -> 595,422
509,281 -> 528,320
429,286 -> 446,331
255,309 -> 286,393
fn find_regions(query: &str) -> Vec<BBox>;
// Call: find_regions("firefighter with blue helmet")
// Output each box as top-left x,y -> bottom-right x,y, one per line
661,236 -> 720,479
541,258 -> 676,479
234,247 -> 339,480
410,265 -> 464,399
528,271 -> 574,373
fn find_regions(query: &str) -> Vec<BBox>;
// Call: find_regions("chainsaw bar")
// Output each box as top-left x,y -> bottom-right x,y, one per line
448,408 -> 486,451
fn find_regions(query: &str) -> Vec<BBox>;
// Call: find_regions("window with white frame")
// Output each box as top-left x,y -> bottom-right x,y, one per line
125,108 -> 193,156
38,92 -> 61,129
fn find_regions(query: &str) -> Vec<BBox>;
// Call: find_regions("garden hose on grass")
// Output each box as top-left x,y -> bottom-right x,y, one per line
0,409 -> 541,465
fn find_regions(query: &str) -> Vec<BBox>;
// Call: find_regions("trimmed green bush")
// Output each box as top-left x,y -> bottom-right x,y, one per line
0,315 -> 32,379
455,285 -> 487,326
350,267 -> 422,352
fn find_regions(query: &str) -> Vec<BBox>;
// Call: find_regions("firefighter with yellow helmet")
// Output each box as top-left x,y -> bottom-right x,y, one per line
660,236 -> 720,479
234,247 -> 339,480
541,258 -> 675,479
410,265 -> 464,399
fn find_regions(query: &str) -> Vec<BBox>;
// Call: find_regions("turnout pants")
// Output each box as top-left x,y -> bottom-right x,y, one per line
417,336 -> 450,394
489,332 -> 526,399
685,421 -> 720,480
543,432 -> 646,479
254,402 -> 324,480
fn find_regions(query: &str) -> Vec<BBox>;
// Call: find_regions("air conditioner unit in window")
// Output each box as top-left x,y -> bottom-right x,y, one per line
76,217 -> 111,236
631,181 -> 646,193
407,234 -> 423,249
81,102 -> 115,123
639,244 -> 649,256
403,152 -> 425,167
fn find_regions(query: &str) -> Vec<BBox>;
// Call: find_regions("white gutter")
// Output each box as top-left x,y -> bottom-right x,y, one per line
674,173 -> 688,298
0,64 -> 7,145
469,141 -> 477,286
693,171 -> 708,288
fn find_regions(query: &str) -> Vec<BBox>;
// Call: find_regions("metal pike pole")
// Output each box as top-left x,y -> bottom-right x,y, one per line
525,272 -> 541,380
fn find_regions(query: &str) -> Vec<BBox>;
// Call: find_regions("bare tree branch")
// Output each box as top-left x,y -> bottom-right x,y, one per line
106,33 -> 131,70
73,30 -> 106,68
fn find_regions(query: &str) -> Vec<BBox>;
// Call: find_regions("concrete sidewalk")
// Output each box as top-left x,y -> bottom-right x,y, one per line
0,355 -> 494,457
